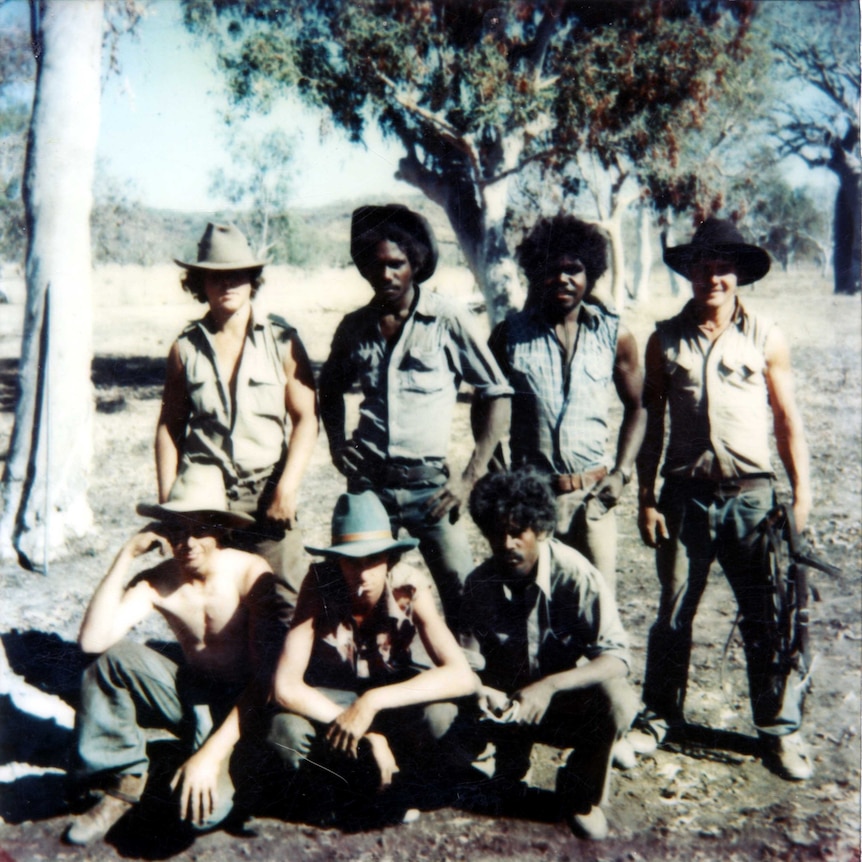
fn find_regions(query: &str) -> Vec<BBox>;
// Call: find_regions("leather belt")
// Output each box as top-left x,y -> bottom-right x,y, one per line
379,461 -> 448,487
669,474 -> 773,496
552,466 -> 608,495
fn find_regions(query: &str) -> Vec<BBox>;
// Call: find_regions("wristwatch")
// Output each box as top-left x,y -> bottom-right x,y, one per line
611,466 -> 631,486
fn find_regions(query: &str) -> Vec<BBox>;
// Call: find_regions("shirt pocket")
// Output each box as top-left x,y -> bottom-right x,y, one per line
246,369 -> 285,420
399,348 -> 448,394
716,344 -> 764,388
582,345 -> 614,384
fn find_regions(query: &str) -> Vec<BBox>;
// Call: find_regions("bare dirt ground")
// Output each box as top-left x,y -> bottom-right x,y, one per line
0,262 -> 859,862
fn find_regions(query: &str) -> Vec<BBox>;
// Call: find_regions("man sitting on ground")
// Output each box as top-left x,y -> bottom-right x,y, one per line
459,468 -> 639,841
269,490 -> 475,823
64,480 -> 288,845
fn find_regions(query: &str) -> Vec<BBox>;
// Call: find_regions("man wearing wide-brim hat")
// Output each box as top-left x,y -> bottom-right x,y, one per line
631,217 -> 814,781
65,491 -> 290,845
318,204 -> 512,629
269,491 -> 475,823
156,223 -> 319,610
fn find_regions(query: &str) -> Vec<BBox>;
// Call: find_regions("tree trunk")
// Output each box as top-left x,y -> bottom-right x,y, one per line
832,166 -> 861,295
632,202 -> 652,303
0,0 -> 103,570
605,210 -> 627,311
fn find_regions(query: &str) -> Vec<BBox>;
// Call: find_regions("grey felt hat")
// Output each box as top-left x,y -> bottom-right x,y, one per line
175,223 -> 268,272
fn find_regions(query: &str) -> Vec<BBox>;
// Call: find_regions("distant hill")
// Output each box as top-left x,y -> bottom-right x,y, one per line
88,192 -> 465,270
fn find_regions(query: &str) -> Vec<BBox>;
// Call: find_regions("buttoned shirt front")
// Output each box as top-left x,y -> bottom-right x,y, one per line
657,300 -> 774,480
459,539 -> 630,693
176,312 -> 296,487
298,560 -> 433,693
319,288 -> 512,464
490,301 -> 620,475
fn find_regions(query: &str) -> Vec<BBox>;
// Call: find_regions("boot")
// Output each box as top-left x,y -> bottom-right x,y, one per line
64,773 -> 147,845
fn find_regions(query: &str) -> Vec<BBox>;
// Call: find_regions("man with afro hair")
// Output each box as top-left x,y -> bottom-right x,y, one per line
483,215 -> 645,596
459,468 -> 639,841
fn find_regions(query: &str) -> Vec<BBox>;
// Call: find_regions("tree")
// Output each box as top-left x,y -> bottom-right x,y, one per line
767,0 -> 860,294
208,127 -> 298,260
183,0 -> 756,322
0,0 -> 105,569
0,9 -> 35,265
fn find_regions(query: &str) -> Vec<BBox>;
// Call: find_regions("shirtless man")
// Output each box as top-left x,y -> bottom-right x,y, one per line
64,485 -> 288,845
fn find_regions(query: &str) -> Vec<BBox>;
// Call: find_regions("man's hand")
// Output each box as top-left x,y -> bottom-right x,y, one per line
638,504 -> 669,548
364,732 -> 400,790
126,528 -> 170,559
478,686 -> 516,722
265,485 -> 298,530
792,494 -> 811,534
325,693 -> 378,757
591,470 -> 626,510
170,748 -> 228,828
425,474 -> 470,521
513,680 -> 555,725
332,443 -> 366,478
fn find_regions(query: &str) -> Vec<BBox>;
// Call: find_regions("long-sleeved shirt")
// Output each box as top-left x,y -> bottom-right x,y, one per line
459,538 -> 630,693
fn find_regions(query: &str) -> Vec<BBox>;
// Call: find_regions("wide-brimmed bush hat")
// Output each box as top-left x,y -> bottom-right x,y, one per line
664,218 -> 771,286
350,204 -> 438,283
175,223 -> 268,272
306,491 -> 419,559
137,464 -> 255,531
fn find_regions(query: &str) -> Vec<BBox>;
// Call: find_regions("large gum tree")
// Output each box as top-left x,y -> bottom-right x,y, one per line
182,0 -> 756,322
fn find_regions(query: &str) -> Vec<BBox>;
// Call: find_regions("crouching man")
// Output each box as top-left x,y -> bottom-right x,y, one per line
269,491 -> 475,823
459,469 -> 639,841
65,487 -> 289,845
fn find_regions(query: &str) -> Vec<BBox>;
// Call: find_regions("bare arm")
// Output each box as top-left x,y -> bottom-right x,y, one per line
265,336 -> 320,527
592,325 -> 646,506
636,331 -> 670,547
77,531 -> 166,654
171,567 -> 284,826
765,326 -> 812,531
155,342 -> 189,503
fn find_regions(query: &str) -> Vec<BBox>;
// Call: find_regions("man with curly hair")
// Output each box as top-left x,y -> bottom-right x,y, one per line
319,204 -> 511,627
459,468 -> 639,841
483,215 -> 645,595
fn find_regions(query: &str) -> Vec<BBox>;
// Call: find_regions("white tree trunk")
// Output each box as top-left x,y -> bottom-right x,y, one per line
606,210 -> 627,311
632,202 -> 652,303
0,0 -> 103,570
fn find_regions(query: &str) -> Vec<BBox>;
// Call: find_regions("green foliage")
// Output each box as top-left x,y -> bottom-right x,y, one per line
182,0 -> 758,271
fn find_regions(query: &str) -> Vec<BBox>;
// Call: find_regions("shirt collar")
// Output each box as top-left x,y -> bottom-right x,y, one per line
198,308 -> 262,344
526,299 -> 602,332
681,297 -> 749,334
500,540 -> 552,601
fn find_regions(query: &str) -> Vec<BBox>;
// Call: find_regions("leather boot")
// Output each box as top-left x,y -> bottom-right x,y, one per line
64,772 -> 147,845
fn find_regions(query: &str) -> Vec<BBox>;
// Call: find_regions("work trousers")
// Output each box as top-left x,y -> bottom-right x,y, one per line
268,688 -> 461,810
642,479 -> 804,735
459,679 -> 637,812
73,641 -> 243,828
555,490 -> 618,594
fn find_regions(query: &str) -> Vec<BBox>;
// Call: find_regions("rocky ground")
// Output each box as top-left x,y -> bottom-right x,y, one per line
0,263 -> 859,861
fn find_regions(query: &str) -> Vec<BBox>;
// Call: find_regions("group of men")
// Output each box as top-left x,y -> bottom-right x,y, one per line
64,205 -> 813,846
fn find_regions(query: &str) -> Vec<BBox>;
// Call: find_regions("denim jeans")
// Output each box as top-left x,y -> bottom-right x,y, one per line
349,470 -> 474,628
642,478 -> 804,735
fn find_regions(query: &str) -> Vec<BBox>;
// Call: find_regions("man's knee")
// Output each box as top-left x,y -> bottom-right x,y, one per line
597,678 -> 640,735
267,712 -> 316,771
422,701 -> 459,740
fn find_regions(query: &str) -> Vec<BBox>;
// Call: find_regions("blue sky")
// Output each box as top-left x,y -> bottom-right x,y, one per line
1,0 -> 409,213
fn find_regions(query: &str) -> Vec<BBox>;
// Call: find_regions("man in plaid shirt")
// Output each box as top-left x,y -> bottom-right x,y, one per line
486,216 -> 645,596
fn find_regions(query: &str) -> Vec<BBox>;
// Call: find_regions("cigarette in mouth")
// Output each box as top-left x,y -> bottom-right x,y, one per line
357,586 -> 366,596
